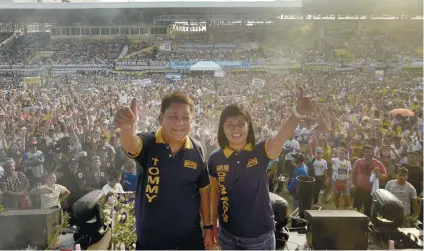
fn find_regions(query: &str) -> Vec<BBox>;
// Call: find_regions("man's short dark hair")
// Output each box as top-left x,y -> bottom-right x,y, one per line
293,153 -> 305,164
108,170 -> 121,181
160,92 -> 195,114
398,167 -> 409,176
362,145 -> 374,153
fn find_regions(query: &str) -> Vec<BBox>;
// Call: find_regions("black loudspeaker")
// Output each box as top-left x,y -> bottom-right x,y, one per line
72,190 -> 106,249
73,190 -> 105,227
269,192 -> 288,228
371,189 -> 404,229
305,210 -> 369,250
269,192 -> 289,249
0,208 -> 62,249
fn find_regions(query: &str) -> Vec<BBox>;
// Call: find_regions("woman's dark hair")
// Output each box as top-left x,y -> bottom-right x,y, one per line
217,104 -> 255,149
160,92 -> 195,114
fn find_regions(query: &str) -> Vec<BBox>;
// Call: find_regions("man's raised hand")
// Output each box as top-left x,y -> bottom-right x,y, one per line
114,98 -> 137,130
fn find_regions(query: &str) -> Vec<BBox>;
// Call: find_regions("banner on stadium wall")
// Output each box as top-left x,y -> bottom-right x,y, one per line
132,78 -> 153,87
112,71 -> 144,76
23,77 -> 41,85
171,43 -> 237,51
230,68 -> 267,73
116,65 -> 169,71
253,63 -> 301,69
23,77 -> 41,91
304,62 -> 341,69
38,51 -> 55,58
170,61 -> 250,70
51,64 -> 109,68
322,67 -> 356,72
402,60 -> 424,69
164,73 -> 182,82
302,67 -> 356,72
116,61 -> 169,70
0,67 -> 40,73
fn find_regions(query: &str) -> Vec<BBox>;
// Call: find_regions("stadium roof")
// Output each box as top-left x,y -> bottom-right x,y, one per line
1,0 -> 302,9
0,0 -> 421,23
2,0 -> 422,13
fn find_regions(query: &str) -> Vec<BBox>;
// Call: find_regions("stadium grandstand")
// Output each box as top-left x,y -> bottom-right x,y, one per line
0,0 -> 422,70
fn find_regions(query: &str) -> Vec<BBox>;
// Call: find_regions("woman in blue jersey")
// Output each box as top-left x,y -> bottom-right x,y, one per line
208,88 -> 314,250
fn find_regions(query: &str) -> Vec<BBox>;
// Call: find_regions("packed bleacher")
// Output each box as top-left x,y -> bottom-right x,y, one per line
0,34 -> 124,65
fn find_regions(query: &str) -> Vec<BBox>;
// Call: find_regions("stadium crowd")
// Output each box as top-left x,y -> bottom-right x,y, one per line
0,25 -> 422,233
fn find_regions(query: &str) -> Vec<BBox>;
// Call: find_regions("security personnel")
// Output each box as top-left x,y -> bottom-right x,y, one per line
113,92 -> 213,250
209,88 -> 314,250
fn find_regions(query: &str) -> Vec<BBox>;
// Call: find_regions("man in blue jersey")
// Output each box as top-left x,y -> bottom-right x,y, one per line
114,93 -> 213,250
288,153 -> 309,211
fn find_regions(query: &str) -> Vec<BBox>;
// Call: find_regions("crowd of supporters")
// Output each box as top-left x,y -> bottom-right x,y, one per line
0,23 -> 422,225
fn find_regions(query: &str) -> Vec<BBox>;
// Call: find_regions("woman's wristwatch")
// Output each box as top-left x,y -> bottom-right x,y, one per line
203,225 -> 213,230
292,104 -> 306,119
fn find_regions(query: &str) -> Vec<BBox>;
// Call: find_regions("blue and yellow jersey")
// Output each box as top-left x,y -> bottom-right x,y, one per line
208,141 -> 274,238
126,127 -> 210,249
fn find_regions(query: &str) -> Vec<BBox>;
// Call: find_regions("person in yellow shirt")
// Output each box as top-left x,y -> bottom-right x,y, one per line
350,136 -> 363,159
317,137 -> 332,162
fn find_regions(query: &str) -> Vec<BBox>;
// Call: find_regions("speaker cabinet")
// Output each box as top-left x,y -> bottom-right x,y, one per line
0,208 -> 62,249
305,210 -> 369,250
